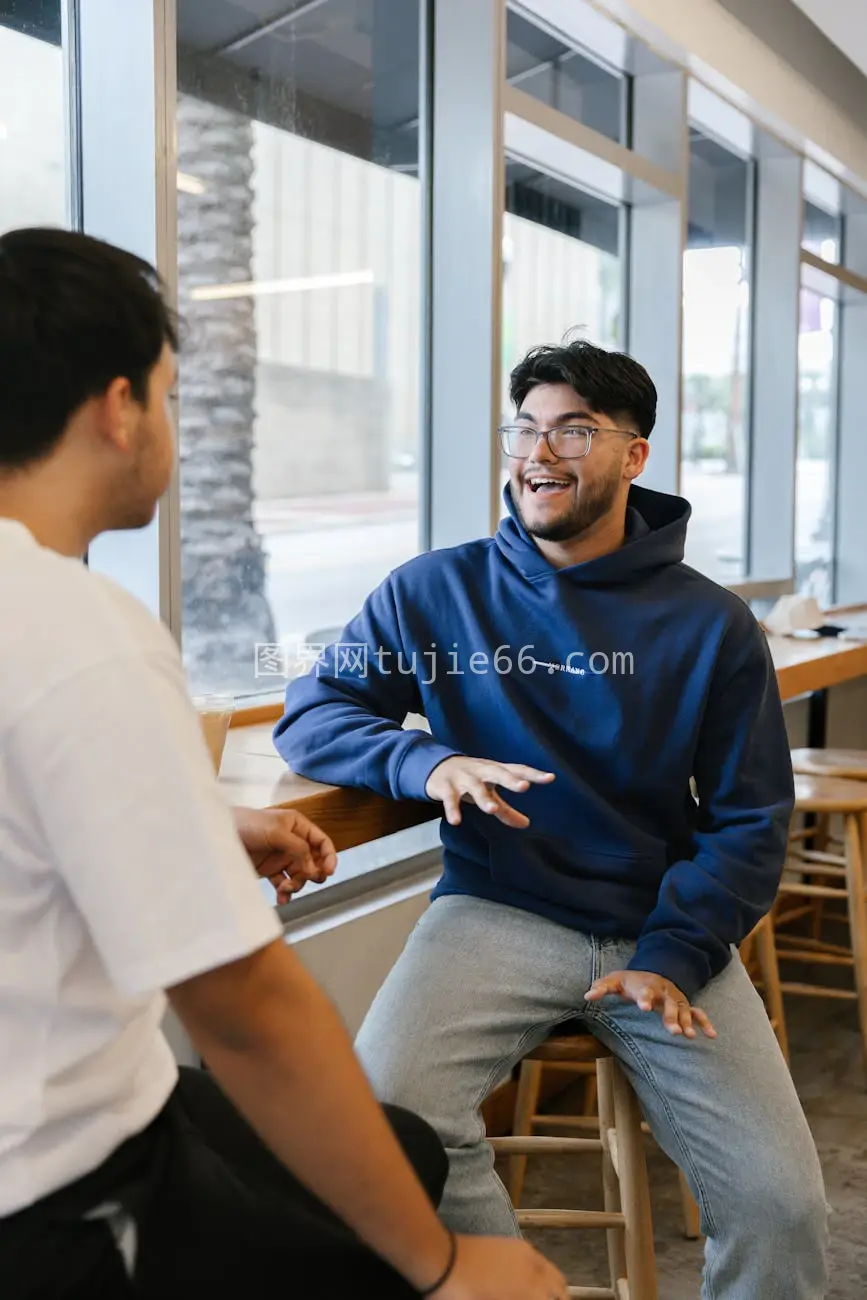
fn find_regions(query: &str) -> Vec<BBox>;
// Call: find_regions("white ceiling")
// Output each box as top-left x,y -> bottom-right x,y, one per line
791,0 -> 867,78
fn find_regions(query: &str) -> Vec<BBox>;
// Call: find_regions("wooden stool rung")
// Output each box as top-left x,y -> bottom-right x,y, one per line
790,849 -> 847,867
783,861 -> 846,879
542,1060 -> 599,1073
491,1135 -> 603,1155
779,980 -> 858,1000
532,1115 -> 662,1143
778,881 -> 848,899
776,948 -> 854,967
517,1208 -> 626,1230
775,933 -> 853,956
774,903 -> 817,927
532,1114 -> 601,1132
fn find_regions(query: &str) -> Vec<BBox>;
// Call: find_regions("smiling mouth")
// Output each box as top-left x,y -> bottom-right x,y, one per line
524,477 -> 574,495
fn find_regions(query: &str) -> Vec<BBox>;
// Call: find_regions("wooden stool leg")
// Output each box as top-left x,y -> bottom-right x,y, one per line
507,1059 -> 543,1206
754,912 -> 790,1065
583,1070 -> 598,1116
679,1169 -> 701,1239
596,1056 -> 627,1293
611,1059 -> 658,1300
811,815 -> 831,941
845,814 -> 867,1087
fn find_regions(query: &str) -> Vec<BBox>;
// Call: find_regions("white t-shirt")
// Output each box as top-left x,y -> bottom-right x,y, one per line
0,519 -> 282,1217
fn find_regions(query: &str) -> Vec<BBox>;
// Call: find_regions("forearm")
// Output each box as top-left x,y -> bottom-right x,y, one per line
275,697 -> 455,801
170,943 -> 450,1291
631,839 -> 786,997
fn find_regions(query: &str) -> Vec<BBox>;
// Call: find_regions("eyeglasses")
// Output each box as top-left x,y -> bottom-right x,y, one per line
497,424 -> 639,460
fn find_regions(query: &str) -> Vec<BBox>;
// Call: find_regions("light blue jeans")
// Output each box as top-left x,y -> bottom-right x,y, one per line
356,895 -> 829,1300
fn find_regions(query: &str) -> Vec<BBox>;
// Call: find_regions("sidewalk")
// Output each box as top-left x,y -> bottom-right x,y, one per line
254,475 -> 419,535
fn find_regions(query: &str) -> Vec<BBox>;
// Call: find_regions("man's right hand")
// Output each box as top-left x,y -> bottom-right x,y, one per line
425,756 -> 555,829
436,1236 -> 569,1300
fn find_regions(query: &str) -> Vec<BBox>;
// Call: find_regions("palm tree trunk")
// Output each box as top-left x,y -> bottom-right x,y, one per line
177,93 -> 276,695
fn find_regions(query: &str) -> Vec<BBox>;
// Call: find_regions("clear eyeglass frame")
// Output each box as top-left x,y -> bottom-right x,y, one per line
497,425 -> 638,460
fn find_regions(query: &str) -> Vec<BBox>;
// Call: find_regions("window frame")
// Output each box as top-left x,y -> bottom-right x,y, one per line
804,204 -> 867,606
681,118 -> 758,585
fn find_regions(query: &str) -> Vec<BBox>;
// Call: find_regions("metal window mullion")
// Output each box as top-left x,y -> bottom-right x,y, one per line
833,214 -> 867,605
828,281 -> 844,604
626,68 -> 686,495
429,0 -> 505,546
742,152 -> 758,578
747,148 -> 802,585
78,0 -> 166,619
154,0 -> 181,641
61,0 -> 83,231
418,0 -> 435,553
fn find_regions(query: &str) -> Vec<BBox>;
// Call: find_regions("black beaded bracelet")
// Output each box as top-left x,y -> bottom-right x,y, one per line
418,1229 -> 458,1297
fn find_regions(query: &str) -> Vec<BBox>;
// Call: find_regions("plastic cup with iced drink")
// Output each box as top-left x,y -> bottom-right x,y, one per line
194,693 -> 235,774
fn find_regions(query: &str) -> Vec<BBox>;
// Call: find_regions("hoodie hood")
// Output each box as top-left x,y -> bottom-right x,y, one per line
496,482 -> 691,585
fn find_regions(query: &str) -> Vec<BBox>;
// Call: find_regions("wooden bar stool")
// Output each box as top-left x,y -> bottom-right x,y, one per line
489,1029 -> 658,1300
775,774 -> 867,1083
500,921 -> 789,1255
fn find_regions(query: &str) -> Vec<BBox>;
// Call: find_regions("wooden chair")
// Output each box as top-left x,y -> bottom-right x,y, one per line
775,774 -> 867,1083
490,1029 -> 658,1300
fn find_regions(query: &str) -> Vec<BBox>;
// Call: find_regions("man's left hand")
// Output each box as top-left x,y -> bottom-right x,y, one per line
233,806 -> 338,904
584,970 -> 717,1039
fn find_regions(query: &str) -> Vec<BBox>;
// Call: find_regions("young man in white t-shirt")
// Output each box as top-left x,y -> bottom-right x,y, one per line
0,228 -> 567,1300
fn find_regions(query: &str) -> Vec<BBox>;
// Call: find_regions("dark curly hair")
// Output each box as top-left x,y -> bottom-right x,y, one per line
509,338 -> 657,438
0,228 -> 178,469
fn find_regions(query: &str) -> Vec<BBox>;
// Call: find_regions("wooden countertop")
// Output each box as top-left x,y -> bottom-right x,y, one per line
770,633 -> 867,701
220,633 -> 867,843
219,729 -> 436,852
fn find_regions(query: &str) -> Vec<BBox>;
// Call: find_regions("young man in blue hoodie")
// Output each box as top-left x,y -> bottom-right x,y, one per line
275,340 -> 828,1298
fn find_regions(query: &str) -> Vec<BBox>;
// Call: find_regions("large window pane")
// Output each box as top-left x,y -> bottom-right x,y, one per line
176,0 -> 424,696
0,3 -> 66,233
796,287 -> 837,605
500,161 -> 623,504
506,6 -> 625,144
502,160 -> 622,383
682,129 -> 753,580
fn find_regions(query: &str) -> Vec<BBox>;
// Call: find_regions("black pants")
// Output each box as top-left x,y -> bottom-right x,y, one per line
0,1067 -> 449,1299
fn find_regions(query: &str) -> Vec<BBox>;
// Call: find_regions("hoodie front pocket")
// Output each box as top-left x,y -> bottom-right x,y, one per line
487,831 -> 663,925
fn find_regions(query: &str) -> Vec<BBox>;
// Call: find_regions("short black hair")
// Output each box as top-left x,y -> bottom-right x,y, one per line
0,228 -> 178,469
509,338 -> 657,438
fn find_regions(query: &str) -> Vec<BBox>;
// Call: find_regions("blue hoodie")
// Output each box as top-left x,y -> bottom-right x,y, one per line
274,484 -> 794,999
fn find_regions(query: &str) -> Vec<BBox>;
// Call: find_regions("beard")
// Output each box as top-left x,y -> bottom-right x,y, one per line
105,433 -> 173,532
515,462 -> 622,543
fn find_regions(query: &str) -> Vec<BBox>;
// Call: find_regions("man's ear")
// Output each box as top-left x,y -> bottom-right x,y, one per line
623,438 -> 650,481
97,377 -> 135,453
